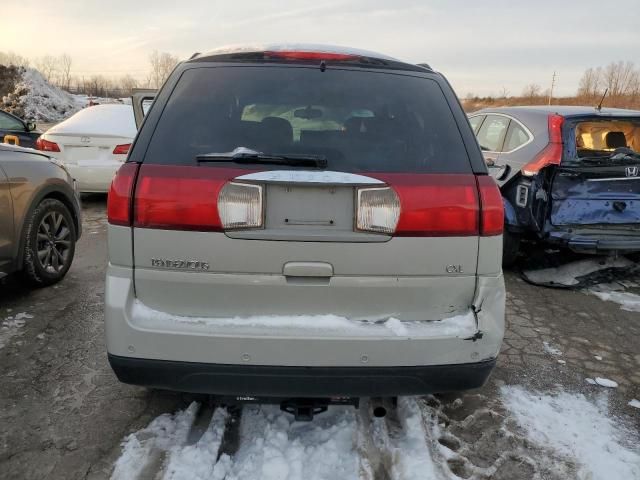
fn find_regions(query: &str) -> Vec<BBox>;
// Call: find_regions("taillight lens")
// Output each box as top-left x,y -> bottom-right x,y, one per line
356,187 -> 400,234
522,114 -> 564,176
477,176 -> 504,236
374,174 -> 480,236
113,144 -> 131,155
218,182 -> 263,229
107,163 -> 139,226
133,165 -> 249,231
35,137 -> 60,152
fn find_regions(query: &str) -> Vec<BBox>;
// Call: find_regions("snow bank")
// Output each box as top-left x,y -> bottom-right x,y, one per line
1,68 -> 79,122
214,405 -> 359,480
131,299 -> 477,337
46,104 -> 135,138
522,257 -> 634,287
588,285 -> 640,312
501,386 -> 640,480
111,402 -> 203,480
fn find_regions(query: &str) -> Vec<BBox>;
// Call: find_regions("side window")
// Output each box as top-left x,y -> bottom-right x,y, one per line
0,112 -> 25,131
503,121 -> 530,151
468,115 -> 485,134
476,115 -> 509,152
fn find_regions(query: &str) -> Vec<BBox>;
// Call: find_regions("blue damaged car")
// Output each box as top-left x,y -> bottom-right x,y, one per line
469,106 -> 640,265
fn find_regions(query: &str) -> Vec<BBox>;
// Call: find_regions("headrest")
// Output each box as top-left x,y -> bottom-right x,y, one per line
605,131 -> 627,149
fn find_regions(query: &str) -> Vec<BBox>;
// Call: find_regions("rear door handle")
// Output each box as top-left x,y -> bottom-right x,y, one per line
283,262 -> 333,277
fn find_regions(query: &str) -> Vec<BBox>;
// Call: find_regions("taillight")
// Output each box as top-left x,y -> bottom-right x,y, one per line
113,144 -> 131,155
107,163 -> 139,226
133,165 -> 250,231
356,187 -> 400,234
218,182 -> 263,229
477,176 -> 504,236
372,174 -> 480,236
522,114 -> 564,176
35,137 -> 60,152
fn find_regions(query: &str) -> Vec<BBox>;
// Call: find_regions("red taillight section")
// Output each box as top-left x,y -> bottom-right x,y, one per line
35,137 -> 60,152
263,51 -> 359,61
133,165 -> 249,231
477,176 -> 504,236
113,143 -> 131,155
373,174 -> 480,236
522,114 -> 564,176
107,163 -> 139,226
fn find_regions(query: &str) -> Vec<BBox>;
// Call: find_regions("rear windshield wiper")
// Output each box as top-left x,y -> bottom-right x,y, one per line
197,148 -> 327,168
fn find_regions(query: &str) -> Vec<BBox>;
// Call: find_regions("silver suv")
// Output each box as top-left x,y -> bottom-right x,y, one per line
105,45 -> 505,399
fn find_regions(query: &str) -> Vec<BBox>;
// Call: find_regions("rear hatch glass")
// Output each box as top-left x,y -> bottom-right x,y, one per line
142,66 -> 471,173
551,116 -> 640,227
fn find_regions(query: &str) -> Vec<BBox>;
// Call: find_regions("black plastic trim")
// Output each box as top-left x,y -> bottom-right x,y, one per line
108,354 -> 496,397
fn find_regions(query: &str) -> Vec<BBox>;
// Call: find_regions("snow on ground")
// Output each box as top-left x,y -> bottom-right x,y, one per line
588,284 -> 640,312
215,405 -> 359,480
111,399 -> 452,480
0,312 -> 33,349
132,299 -> 477,338
522,257 -> 634,287
501,386 -> 640,480
542,341 -> 562,356
629,399 -> 640,409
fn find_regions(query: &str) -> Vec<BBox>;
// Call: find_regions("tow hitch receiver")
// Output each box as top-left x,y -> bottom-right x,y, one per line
280,397 -> 360,421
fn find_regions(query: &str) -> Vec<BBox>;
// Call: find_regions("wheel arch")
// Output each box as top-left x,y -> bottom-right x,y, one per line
14,184 -> 80,272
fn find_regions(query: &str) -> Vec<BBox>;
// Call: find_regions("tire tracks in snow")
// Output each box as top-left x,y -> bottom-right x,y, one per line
110,399 -> 450,480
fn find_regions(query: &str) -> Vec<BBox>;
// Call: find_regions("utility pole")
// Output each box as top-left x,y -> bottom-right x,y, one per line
548,71 -> 557,105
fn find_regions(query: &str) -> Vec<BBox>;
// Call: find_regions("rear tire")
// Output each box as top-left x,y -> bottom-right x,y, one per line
21,198 -> 76,287
502,230 -> 520,267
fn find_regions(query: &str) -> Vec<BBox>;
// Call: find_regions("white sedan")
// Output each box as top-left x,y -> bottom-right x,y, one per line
36,104 -> 136,193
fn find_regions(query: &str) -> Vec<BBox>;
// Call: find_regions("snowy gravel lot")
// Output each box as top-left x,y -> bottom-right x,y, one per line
0,197 -> 639,480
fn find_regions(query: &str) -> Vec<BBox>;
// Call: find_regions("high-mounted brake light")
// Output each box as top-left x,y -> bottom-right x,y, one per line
107,163 -> 139,226
522,114 -> 564,176
356,187 -> 400,234
263,51 -> 359,61
113,143 -> 131,155
35,137 -> 60,152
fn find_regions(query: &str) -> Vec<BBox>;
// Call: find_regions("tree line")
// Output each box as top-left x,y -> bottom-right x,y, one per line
0,50 -> 179,98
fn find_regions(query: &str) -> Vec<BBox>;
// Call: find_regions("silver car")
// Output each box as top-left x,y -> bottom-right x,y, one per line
105,45 -> 505,403
0,144 -> 81,286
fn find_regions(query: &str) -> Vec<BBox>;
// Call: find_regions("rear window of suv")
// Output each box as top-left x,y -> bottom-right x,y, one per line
143,66 -> 471,173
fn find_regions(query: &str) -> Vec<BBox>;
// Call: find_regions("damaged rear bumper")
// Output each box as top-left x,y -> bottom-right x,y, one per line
547,229 -> 640,254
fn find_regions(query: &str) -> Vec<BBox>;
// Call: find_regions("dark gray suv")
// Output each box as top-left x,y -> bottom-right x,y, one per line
0,144 -> 81,286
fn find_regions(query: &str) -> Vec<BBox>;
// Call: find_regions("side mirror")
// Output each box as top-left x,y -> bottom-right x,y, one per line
26,121 -> 37,132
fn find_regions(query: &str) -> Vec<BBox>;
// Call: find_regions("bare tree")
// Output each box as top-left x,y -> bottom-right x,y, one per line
117,74 -> 138,95
35,55 -> 58,82
522,83 -> 542,100
57,54 -> 72,90
148,50 -> 179,88
499,86 -> 510,99
577,67 -> 602,100
0,51 -> 30,68
601,61 -> 637,99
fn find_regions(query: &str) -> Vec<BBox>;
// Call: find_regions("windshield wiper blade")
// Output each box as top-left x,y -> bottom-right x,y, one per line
196,150 -> 327,168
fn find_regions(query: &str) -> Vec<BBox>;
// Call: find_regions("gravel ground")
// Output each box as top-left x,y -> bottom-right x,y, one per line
0,196 -> 638,480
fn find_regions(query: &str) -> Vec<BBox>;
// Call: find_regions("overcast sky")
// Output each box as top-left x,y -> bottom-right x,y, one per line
2,0 -> 638,96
